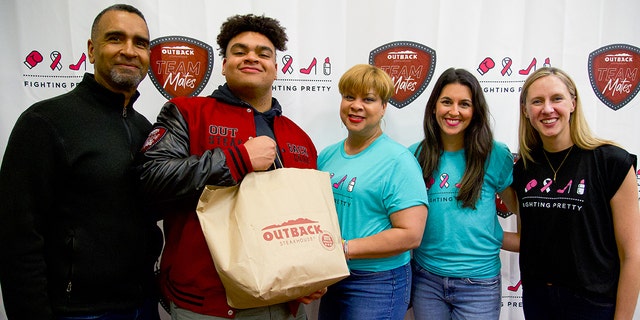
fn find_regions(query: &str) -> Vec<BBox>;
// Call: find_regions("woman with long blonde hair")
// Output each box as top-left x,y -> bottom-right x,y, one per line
512,67 -> 640,319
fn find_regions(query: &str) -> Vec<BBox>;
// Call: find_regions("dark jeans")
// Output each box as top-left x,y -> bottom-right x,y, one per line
522,283 -> 615,320
57,299 -> 160,320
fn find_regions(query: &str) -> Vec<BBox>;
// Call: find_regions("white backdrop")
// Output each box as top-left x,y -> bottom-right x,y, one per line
1,1 -> 639,319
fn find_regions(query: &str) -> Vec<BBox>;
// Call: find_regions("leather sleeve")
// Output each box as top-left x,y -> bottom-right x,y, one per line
135,101 -> 236,206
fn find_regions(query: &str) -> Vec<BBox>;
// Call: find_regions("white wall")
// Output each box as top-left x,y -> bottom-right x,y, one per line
1,1 -> 639,319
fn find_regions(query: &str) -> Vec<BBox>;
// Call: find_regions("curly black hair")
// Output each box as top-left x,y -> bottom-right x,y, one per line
216,14 -> 288,57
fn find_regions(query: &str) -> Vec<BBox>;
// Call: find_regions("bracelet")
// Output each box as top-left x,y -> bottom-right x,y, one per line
342,239 -> 350,260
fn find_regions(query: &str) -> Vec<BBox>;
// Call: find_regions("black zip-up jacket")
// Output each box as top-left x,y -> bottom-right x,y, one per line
0,73 -> 163,320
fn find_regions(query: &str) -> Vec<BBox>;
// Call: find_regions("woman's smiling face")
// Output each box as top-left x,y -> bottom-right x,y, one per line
340,89 -> 386,139
435,83 -> 474,142
523,75 -> 575,146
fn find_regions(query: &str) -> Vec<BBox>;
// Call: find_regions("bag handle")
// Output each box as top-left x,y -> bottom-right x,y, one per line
274,148 -> 283,169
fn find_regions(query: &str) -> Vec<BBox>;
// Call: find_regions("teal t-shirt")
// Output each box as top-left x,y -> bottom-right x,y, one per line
318,134 -> 428,272
409,141 -> 513,278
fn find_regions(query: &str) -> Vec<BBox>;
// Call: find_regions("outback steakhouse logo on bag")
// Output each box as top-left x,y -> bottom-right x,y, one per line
148,36 -> 214,99
588,44 -> 640,111
369,41 -> 437,109
196,169 -> 349,309
262,218 -> 337,250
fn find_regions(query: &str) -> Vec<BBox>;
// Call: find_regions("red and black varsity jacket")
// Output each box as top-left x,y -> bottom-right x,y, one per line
136,84 -> 318,317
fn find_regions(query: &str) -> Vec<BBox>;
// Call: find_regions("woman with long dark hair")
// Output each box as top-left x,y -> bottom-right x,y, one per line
410,67 -> 517,320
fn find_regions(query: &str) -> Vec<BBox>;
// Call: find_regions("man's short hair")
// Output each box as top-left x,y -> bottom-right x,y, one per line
91,4 -> 146,40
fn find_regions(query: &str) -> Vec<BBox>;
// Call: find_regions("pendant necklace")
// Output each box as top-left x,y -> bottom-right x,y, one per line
542,145 -> 574,181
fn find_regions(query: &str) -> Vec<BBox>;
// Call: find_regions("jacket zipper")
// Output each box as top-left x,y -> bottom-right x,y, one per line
121,107 -> 135,159
66,234 -> 75,300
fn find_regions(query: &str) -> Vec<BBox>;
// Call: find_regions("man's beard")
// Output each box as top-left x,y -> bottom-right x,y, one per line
110,68 -> 145,90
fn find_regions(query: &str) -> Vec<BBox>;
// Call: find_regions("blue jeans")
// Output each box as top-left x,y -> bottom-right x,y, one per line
522,283 -> 615,319
57,299 -> 160,320
411,261 -> 501,320
318,263 -> 411,320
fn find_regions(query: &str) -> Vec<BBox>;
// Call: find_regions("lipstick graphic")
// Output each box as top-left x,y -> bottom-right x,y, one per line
577,179 -> 585,195
347,177 -> 356,192
323,57 -> 331,75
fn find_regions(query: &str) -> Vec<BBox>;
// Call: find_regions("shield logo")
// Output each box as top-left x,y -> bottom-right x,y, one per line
369,41 -> 437,109
588,44 -> 640,111
496,153 -> 519,219
496,194 -> 513,219
148,36 -> 214,99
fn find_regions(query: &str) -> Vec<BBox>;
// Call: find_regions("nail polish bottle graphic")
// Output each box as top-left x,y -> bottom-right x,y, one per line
323,57 -> 331,75
347,177 -> 356,192
577,179 -> 585,195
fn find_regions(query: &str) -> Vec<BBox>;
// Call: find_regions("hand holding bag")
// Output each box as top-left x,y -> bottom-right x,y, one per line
196,168 -> 349,309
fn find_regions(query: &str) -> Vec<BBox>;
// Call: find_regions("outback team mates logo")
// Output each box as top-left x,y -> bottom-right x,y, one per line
588,44 -> 640,111
369,41 -> 437,109
262,218 -> 336,250
148,36 -> 214,99
496,194 -> 512,218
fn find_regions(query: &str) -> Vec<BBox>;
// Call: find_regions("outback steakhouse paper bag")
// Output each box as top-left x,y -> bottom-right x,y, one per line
196,168 -> 349,309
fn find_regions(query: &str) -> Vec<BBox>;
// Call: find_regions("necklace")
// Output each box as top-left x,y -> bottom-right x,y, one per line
542,145 -> 574,181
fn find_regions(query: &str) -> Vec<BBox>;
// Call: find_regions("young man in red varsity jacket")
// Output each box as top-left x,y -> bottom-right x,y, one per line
136,14 -> 324,320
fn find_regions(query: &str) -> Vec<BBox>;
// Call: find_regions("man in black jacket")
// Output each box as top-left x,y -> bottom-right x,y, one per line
0,4 -> 162,320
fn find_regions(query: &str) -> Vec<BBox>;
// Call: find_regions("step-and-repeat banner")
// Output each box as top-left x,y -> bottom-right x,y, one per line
1,1 -> 639,319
